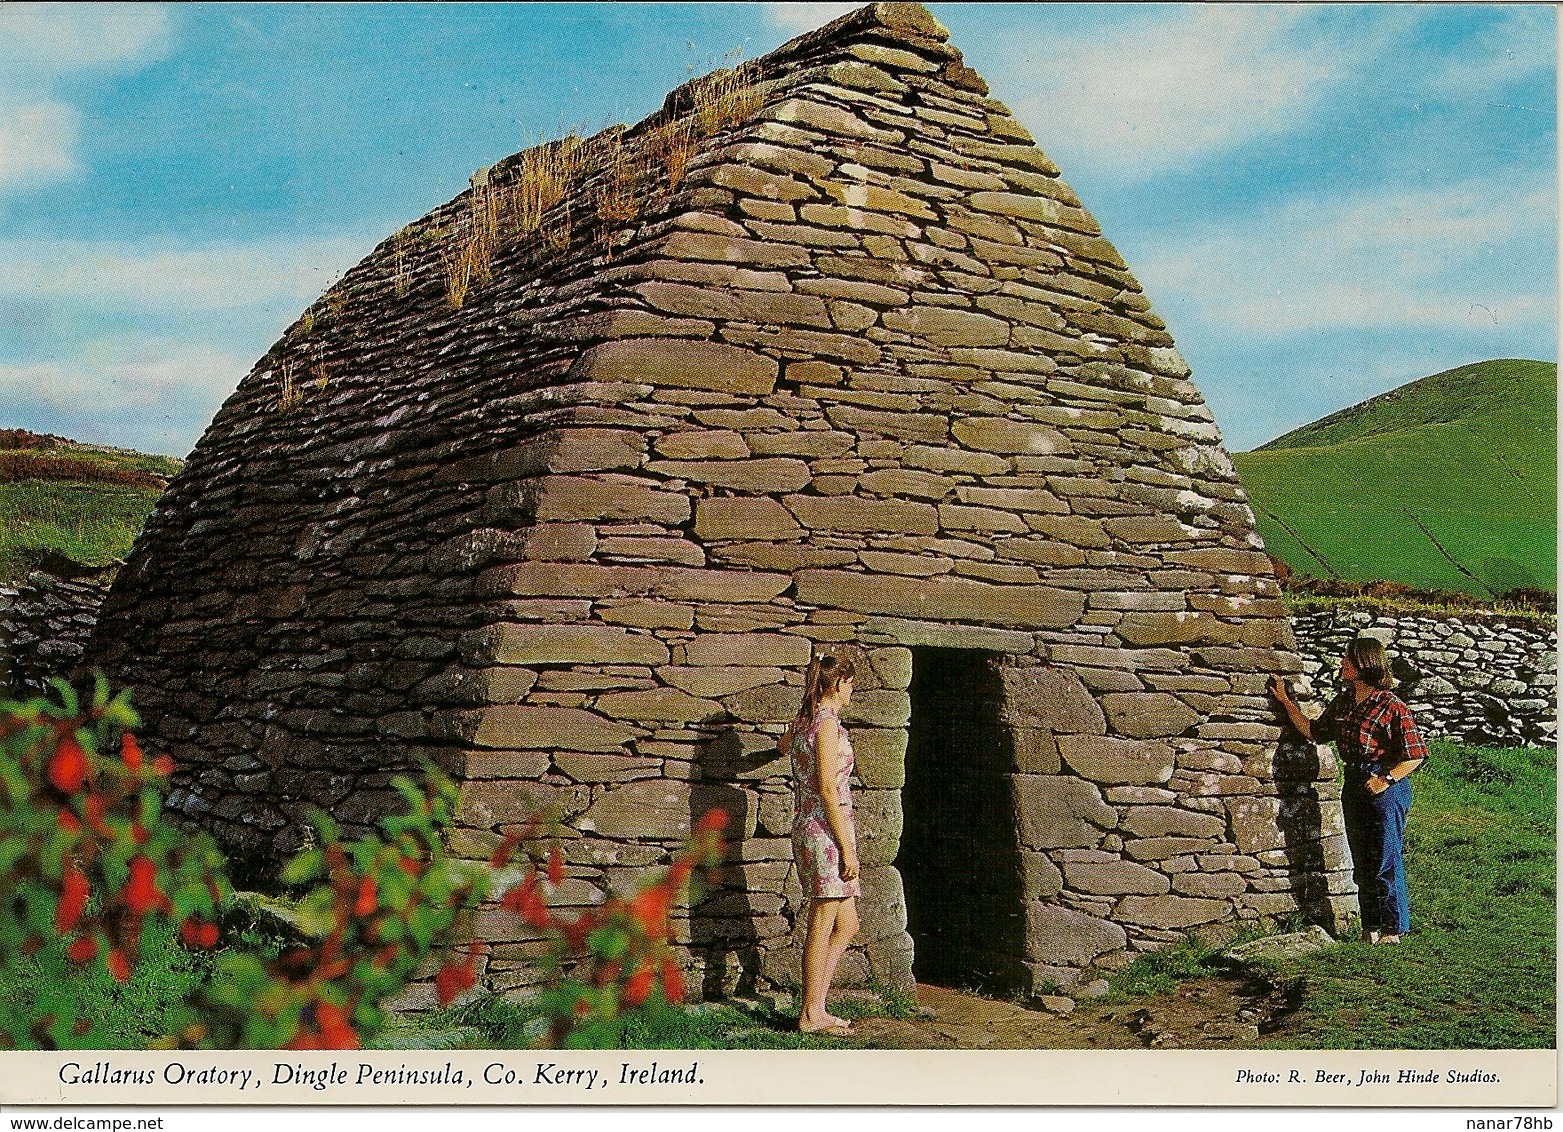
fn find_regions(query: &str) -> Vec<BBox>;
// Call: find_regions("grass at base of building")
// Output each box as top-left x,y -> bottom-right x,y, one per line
4,744 -> 1550,1050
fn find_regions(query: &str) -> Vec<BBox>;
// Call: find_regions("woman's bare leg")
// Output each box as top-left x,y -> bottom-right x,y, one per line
819,897 -> 859,1025
799,898 -> 844,1031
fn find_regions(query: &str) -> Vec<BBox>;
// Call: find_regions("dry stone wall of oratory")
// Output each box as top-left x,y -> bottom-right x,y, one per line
87,3 -> 1351,1000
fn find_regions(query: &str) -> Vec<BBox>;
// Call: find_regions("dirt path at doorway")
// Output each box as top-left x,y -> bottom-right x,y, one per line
846,976 -> 1301,1049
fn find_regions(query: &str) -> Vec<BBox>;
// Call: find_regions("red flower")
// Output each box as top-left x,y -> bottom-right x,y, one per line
123,855 -> 161,916
106,948 -> 131,983
662,958 -> 686,1003
561,916 -> 593,951
353,876 -> 377,918
66,936 -> 98,964
314,1002 -> 360,1050
501,873 -> 549,930
120,734 -> 143,771
180,918 -> 220,950
47,738 -> 87,794
623,965 -> 654,1007
630,886 -> 672,936
285,1031 -> 323,1050
435,959 -> 476,1007
694,808 -> 729,834
489,832 -> 523,869
520,886 -> 549,929
150,755 -> 175,776
547,845 -> 565,886
57,810 -> 80,835
56,862 -> 90,934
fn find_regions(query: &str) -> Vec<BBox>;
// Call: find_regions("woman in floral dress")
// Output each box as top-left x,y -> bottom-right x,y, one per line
783,653 -> 860,1036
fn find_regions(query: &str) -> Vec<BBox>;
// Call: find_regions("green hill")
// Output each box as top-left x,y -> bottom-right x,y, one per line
0,429 -> 181,582
1233,359 -> 1556,598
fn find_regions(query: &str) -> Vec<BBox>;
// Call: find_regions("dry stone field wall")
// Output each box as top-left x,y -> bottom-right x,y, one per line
1291,608 -> 1557,749
1,573 -> 110,699
88,3 -> 1351,999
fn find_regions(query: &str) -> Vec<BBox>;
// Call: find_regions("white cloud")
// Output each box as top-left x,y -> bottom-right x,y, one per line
762,4 -> 859,33
1136,176 -> 1557,339
0,100 -> 80,188
1003,7 -> 1381,179
0,229 -> 382,453
0,233 -> 378,315
0,5 -> 173,193
0,4 -> 173,78
0,341 -> 250,418
0,338 -> 252,456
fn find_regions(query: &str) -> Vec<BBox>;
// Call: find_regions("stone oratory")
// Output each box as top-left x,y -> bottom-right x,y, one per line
89,4 -> 1353,999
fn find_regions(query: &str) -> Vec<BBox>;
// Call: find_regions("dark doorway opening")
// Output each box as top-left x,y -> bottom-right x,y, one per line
899,647 -> 1026,993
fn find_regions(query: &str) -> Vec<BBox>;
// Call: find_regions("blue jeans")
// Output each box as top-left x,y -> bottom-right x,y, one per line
1342,775 -> 1411,935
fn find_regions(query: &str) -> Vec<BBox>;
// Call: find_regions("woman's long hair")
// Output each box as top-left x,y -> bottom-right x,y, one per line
1345,636 -> 1395,690
798,653 -> 856,723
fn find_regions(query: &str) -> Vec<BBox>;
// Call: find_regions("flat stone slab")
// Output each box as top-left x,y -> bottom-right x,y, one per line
797,569 -> 1083,628
1221,926 -> 1336,965
1057,735 -> 1172,784
1025,903 -> 1127,965
859,617 -> 1034,653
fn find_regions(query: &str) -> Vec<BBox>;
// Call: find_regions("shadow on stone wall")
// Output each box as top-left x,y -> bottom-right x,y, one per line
1271,734 -> 1349,931
689,721 -> 776,999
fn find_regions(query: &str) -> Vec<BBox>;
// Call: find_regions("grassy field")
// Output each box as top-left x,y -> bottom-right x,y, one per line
1234,359 -> 1556,597
1258,740 -> 1556,1049
0,432 -> 177,580
4,742 -> 1550,1051
0,918 -> 213,1049
0,481 -> 163,579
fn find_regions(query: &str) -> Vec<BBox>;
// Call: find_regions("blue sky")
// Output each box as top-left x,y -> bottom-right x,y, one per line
0,2 -> 1554,456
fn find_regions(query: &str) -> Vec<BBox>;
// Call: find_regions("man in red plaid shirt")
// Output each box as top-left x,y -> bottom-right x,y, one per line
1270,637 -> 1428,943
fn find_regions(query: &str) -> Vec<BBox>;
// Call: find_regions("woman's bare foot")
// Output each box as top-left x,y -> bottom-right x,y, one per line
1376,934 -> 1401,945
798,1014 -> 852,1036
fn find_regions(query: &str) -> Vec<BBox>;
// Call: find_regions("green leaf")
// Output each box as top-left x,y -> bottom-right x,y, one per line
139,790 -> 161,830
280,848 -> 323,886
46,679 -> 79,718
391,775 -> 423,816
587,925 -> 630,961
306,806 -> 339,844
375,916 -> 404,943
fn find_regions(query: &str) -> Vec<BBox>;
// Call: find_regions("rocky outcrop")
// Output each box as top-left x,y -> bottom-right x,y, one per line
85,3 -> 1350,996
